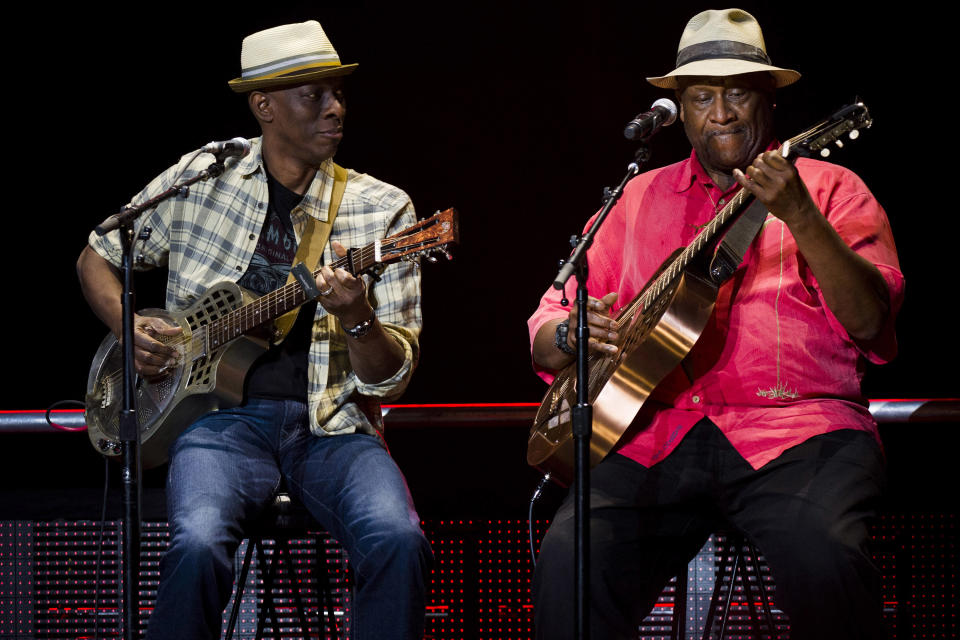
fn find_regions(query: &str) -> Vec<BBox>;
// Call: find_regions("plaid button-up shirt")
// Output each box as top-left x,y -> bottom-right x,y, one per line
90,137 -> 420,436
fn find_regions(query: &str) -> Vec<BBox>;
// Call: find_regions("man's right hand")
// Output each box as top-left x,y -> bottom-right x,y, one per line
566,292 -> 619,356
533,292 -> 621,371
131,315 -> 182,377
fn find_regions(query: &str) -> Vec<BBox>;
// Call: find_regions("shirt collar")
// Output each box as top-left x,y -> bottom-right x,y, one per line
232,136 -> 264,178
298,158 -> 335,222
229,139 -> 335,221
671,140 -> 780,195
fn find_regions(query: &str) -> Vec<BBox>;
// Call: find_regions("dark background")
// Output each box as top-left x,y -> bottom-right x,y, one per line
1,10 -> 954,636
6,2 -> 956,415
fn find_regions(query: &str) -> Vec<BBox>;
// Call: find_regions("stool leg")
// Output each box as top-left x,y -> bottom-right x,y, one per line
277,537 -> 312,638
741,544 -> 761,640
255,539 -> 284,640
702,535 -> 740,640
701,538 -> 722,640
225,539 -> 256,640
672,569 -> 688,640
718,544 -> 741,640
745,544 -> 778,639
316,534 -> 340,640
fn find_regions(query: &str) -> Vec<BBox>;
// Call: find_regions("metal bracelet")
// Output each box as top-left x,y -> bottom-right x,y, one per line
344,311 -> 377,339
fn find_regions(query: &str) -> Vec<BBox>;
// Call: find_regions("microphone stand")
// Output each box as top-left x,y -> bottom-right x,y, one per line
93,156 -> 230,640
551,142 -> 652,640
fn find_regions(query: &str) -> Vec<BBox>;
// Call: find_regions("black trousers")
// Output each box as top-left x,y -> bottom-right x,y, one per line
533,420 -> 887,640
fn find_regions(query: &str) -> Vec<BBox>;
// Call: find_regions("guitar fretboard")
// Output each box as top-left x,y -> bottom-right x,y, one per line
206,243 -> 381,349
612,183 -> 753,332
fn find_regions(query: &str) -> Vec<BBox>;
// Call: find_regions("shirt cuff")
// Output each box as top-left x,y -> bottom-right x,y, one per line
354,323 -> 417,399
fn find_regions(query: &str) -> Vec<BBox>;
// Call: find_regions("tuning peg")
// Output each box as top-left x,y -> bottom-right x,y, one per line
425,254 -> 438,263
443,250 -> 453,261
849,129 -> 860,140
820,148 -> 831,158
835,139 -> 844,149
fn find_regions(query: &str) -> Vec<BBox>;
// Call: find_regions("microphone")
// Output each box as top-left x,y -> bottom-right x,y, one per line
200,137 -> 251,158
623,98 -> 678,140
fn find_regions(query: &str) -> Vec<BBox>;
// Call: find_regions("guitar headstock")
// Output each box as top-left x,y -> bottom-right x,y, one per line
788,101 -> 873,159
379,208 -> 460,266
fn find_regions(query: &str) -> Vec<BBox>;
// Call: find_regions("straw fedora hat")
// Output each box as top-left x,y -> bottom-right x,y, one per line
647,9 -> 799,89
229,21 -> 358,93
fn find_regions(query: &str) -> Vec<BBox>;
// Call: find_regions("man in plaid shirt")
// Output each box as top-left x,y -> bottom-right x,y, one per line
78,21 -> 432,640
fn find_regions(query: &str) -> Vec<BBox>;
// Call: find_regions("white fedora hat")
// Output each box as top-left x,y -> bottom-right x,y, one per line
229,20 -> 358,93
647,9 -> 800,89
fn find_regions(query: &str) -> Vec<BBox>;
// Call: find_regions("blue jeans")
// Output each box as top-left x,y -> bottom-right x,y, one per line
144,398 -> 433,640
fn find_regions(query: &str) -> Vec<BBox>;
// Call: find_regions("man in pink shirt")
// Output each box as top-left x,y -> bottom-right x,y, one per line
529,9 -> 903,640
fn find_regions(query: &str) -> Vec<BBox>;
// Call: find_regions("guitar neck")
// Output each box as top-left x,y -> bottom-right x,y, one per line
627,138 -> 807,320
622,185 -> 752,321
206,241 -> 380,348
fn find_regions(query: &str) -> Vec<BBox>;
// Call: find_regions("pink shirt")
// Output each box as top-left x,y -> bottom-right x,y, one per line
528,150 -> 904,470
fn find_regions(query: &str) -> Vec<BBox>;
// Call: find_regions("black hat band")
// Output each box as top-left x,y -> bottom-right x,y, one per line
676,40 -> 772,68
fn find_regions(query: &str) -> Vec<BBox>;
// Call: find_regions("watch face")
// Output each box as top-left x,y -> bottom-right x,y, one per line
346,313 -> 376,339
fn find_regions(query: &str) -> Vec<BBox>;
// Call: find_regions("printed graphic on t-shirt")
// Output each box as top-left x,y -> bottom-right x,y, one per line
237,208 -> 297,296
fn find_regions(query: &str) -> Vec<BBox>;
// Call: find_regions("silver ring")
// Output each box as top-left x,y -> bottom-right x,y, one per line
319,286 -> 334,296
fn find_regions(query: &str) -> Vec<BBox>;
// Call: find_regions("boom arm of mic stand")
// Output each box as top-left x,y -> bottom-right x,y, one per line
94,160 -> 227,236
552,158 -> 643,291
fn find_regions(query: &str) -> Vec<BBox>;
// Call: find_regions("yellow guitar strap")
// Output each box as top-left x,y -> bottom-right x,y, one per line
271,163 -> 349,344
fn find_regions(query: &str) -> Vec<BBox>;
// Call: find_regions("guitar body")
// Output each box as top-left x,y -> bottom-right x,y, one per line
527,266 -> 719,486
85,282 -> 269,468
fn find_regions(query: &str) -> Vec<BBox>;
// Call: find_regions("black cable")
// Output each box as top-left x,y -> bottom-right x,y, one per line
527,472 -> 552,567
44,399 -> 86,431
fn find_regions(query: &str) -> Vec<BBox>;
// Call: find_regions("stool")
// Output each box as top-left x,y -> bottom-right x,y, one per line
223,493 -> 347,640
700,533 -> 780,640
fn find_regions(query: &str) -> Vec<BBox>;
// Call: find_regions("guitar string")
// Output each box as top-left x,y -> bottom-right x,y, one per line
221,229 -> 439,342
215,242 -> 382,344
219,229 -> 438,341
95,214 -> 452,414
99,234 -> 432,388
609,117 -> 832,334
95,247 -> 375,384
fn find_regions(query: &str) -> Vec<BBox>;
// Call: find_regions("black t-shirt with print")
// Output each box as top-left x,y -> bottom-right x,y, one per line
239,171 -> 318,401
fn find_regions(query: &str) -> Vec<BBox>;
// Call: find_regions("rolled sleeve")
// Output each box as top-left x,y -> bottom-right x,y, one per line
815,187 -> 904,364
354,322 -> 418,399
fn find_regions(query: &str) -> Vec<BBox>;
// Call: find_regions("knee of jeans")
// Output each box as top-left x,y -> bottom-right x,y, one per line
353,524 -> 432,578
383,523 -> 431,558
169,506 -> 239,559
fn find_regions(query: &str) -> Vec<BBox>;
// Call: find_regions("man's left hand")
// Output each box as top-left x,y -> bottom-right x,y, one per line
733,149 -> 818,227
315,240 -> 374,328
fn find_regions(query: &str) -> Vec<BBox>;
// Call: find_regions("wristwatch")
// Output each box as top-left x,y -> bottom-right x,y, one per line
554,319 -> 576,355
344,311 -> 377,339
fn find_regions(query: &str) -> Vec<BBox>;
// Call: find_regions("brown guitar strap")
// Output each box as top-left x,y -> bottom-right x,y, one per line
708,197 -> 769,284
271,163 -> 349,343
